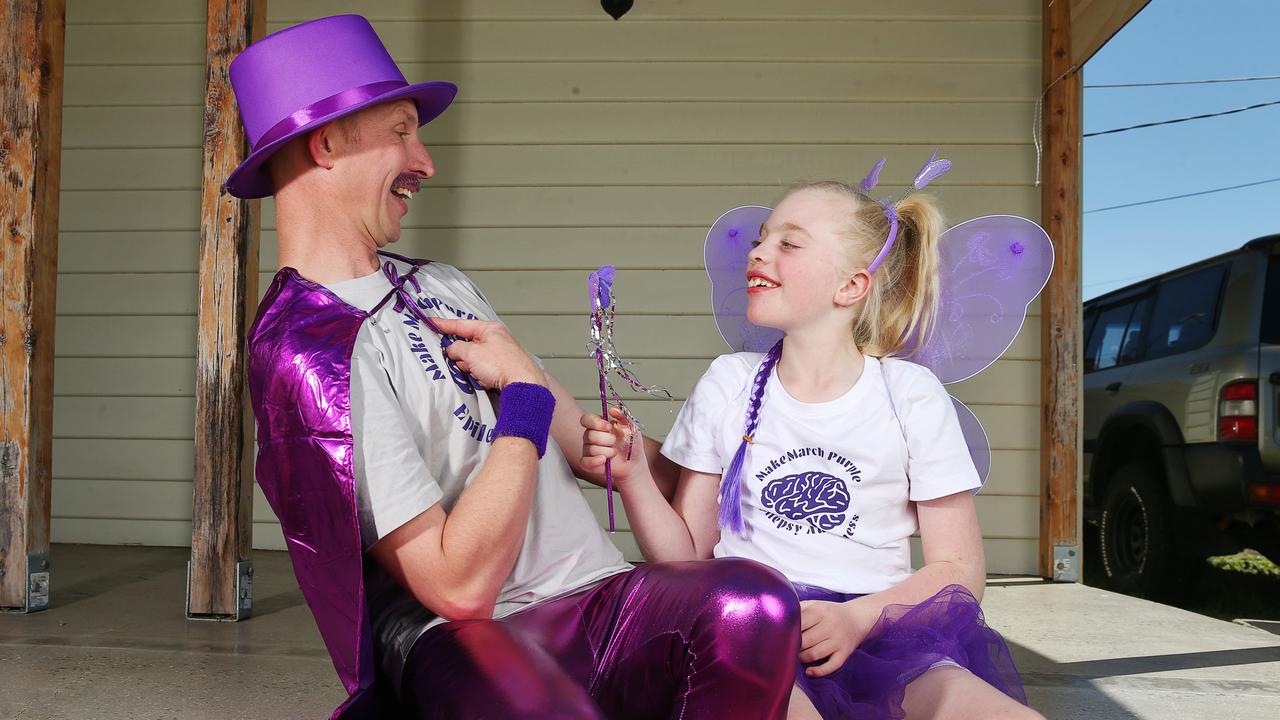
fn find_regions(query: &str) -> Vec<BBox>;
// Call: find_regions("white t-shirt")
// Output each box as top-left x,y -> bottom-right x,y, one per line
661,352 -> 980,594
324,257 -> 630,687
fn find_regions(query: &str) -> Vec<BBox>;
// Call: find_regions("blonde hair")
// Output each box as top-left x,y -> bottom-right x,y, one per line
783,181 -> 944,358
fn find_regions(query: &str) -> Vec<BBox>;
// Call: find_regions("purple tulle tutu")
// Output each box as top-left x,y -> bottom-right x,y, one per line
793,584 -> 1026,720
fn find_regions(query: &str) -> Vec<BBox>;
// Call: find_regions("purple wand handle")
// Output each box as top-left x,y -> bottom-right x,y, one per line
595,348 -> 616,533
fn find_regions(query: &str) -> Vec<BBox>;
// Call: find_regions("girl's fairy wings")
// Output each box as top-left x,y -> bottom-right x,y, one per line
704,209 -> 1053,485
906,214 -> 1053,485
705,205 -> 784,354
898,215 -> 1054,384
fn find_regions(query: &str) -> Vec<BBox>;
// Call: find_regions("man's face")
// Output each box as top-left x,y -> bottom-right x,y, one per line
328,99 -> 435,247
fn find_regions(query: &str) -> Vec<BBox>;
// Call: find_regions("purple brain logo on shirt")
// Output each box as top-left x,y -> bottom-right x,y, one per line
760,471 -> 849,533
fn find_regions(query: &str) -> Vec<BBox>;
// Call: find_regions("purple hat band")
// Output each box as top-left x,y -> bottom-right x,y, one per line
224,15 -> 457,199
252,80 -> 405,150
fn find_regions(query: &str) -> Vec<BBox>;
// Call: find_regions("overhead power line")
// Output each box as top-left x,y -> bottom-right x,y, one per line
1083,99 -> 1280,138
1084,272 -> 1155,289
1084,176 -> 1280,215
1085,74 -> 1280,89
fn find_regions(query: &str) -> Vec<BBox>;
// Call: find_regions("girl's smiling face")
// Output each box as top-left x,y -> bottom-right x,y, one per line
746,188 -> 865,333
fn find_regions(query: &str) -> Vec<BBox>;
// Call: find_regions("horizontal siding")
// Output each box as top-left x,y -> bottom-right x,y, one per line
52,518 -> 286,549
54,0 -> 1045,573
54,312 -> 1042,361
58,186 -> 1039,231
53,355 -> 1041,408
52,480 -> 1033,556
50,395 -> 1043,455
52,514 -> 1037,574
55,268 -> 1044,317
64,145 -> 1039,187
67,68 -> 1039,107
68,21 -> 1040,65
53,435 -> 1042,498
67,102 -> 1039,148
68,1 -> 1039,24
51,514 -> 1039,575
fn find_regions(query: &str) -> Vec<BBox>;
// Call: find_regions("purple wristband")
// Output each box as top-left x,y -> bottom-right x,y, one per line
494,382 -> 556,457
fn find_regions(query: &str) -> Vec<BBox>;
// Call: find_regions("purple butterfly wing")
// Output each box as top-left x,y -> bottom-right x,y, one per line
903,215 -> 1054,384
951,397 -> 992,486
705,205 -> 784,352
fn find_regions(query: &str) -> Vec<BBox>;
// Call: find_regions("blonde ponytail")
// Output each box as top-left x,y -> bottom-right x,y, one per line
857,195 -> 943,357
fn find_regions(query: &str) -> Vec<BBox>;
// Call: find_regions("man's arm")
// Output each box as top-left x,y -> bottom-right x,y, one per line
544,372 -> 679,502
369,436 -> 539,620
367,318 -> 548,621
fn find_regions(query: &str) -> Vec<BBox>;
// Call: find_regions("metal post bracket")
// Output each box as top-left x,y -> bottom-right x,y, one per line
1053,544 -> 1080,582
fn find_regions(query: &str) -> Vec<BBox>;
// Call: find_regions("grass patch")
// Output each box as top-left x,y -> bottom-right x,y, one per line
1207,549 -> 1280,577
1084,526 -> 1280,622
1193,549 -> 1280,622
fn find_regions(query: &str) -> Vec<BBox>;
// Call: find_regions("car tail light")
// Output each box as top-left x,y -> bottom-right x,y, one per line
1218,380 -> 1258,441
1248,483 -> 1280,504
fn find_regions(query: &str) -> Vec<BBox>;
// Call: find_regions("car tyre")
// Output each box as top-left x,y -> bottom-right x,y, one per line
1099,463 -> 1177,598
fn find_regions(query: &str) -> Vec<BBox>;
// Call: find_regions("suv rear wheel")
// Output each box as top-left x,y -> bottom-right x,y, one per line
1099,463 -> 1177,598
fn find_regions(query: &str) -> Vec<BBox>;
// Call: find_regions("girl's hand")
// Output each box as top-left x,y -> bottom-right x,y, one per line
581,406 -> 647,484
797,599 -> 877,677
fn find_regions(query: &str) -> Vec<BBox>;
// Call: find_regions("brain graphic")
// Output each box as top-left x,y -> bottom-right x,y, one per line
761,471 -> 849,532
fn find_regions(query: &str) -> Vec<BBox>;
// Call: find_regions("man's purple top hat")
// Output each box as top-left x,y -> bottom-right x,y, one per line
225,14 -> 457,199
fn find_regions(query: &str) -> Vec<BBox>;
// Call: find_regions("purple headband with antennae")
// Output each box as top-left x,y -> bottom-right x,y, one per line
861,149 -> 952,275
867,201 -> 900,275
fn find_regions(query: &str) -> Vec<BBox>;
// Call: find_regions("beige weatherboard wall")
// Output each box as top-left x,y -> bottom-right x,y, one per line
55,0 -> 1043,572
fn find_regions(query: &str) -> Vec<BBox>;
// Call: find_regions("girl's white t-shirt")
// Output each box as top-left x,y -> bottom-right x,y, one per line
661,352 -> 980,594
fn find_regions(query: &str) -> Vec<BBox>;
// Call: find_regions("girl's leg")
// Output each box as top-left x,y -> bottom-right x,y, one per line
786,683 -> 822,720
901,666 -> 1043,720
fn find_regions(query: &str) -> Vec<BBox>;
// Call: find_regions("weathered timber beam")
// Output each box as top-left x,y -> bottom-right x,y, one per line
1040,0 -> 1083,581
0,0 -> 65,613
187,0 -> 265,621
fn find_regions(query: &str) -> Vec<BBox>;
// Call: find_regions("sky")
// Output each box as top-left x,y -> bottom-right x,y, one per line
1082,0 -> 1280,300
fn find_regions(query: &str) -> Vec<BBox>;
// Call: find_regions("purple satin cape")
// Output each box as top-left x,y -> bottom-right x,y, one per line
248,266 -> 399,719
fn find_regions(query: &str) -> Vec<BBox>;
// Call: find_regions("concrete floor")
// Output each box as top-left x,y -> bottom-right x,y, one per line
1,545 -> 1277,719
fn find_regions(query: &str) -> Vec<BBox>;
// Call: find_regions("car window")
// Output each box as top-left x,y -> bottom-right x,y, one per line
1145,264 -> 1227,359
1086,302 -> 1136,372
1262,254 -> 1280,345
1083,309 -> 1099,352
1118,295 -> 1153,364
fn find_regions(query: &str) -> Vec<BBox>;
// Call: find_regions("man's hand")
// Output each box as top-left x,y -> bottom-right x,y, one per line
797,599 -> 877,678
433,318 -> 544,390
581,406 -> 647,483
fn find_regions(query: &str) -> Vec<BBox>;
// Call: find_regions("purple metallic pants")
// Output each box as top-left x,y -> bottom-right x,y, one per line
400,558 -> 801,719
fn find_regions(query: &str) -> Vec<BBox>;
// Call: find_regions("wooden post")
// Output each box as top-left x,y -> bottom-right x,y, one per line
187,0 -> 265,621
1040,0 -> 1082,581
0,0 -> 65,613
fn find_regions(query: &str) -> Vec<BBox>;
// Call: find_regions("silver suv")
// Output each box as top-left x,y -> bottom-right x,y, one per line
1083,233 -> 1280,597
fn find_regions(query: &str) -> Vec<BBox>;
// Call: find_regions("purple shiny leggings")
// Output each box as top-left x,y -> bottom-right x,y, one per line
400,558 -> 800,719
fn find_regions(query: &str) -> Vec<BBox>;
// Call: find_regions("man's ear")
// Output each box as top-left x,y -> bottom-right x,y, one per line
306,124 -> 339,170
834,270 -> 872,308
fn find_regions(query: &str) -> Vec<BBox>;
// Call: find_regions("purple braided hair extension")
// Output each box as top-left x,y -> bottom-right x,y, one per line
719,338 -> 783,537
